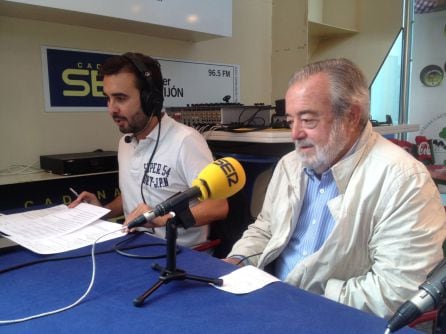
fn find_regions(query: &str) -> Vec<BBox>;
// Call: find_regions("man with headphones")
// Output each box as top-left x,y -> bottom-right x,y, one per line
70,52 -> 229,247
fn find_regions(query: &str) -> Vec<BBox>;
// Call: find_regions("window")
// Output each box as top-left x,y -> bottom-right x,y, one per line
369,30 -> 403,126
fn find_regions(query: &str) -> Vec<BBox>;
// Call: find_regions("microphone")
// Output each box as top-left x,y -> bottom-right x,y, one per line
124,135 -> 133,143
127,157 -> 246,229
386,258 -> 446,333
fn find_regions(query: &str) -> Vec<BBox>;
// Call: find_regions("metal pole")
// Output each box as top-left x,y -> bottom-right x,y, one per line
400,0 -> 413,140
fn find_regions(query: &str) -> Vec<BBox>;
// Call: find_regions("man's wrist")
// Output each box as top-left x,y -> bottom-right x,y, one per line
225,255 -> 248,266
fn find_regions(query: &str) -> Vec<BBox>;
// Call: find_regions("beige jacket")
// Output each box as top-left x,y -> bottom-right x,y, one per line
229,122 -> 446,319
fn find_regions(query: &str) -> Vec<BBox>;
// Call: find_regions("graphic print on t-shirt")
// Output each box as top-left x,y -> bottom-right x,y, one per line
142,162 -> 172,189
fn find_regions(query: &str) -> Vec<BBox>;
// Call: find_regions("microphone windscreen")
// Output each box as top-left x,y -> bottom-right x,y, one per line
192,157 -> 246,201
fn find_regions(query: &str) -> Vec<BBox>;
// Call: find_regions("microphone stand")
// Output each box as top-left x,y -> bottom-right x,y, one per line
434,300 -> 446,334
133,201 -> 223,307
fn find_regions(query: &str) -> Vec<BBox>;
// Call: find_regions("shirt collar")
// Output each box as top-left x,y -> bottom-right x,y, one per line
304,167 -> 332,180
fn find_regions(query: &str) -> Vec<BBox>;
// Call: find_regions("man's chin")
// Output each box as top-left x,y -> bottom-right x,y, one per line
118,126 -> 132,134
296,149 -> 313,162
297,154 -> 315,168
298,155 -> 326,172
302,161 -> 317,170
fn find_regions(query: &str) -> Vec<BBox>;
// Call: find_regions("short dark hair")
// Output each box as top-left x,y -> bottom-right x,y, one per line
99,52 -> 163,95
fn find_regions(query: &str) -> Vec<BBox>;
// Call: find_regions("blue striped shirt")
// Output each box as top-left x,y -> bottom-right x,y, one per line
275,168 -> 339,280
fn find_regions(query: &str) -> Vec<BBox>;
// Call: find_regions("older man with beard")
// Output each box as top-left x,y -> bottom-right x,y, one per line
224,58 -> 446,320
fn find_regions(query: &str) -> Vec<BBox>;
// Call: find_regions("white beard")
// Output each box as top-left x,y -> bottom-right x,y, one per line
295,119 -> 349,173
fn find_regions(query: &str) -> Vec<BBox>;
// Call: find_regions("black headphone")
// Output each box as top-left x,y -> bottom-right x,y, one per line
122,53 -> 164,118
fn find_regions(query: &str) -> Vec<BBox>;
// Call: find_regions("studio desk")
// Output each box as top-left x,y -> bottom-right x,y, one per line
204,124 -> 421,155
0,233 -> 417,334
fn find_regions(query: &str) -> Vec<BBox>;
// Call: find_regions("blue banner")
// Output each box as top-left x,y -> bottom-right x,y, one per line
42,47 -> 112,111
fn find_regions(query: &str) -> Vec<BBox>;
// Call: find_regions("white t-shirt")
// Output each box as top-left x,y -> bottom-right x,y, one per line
118,114 -> 213,247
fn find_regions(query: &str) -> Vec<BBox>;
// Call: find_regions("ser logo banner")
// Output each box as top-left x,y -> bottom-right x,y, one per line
41,46 -> 240,112
42,47 -> 111,111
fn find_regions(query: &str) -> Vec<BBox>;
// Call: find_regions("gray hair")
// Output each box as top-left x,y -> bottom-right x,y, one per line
288,58 -> 370,128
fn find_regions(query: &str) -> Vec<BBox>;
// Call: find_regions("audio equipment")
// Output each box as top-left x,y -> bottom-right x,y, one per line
124,135 -> 133,143
275,99 -> 285,115
386,258 -> 446,333
271,99 -> 289,129
165,103 -> 273,129
122,53 -> 164,118
40,151 -> 118,175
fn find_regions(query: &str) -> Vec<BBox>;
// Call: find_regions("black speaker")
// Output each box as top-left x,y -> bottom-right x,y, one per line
122,53 -> 164,118
275,99 -> 286,116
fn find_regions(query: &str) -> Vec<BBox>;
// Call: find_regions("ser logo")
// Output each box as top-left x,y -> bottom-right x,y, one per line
213,158 -> 239,187
62,62 -> 104,97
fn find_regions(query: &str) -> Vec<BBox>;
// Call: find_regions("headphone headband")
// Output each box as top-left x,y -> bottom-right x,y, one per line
123,54 -> 152,80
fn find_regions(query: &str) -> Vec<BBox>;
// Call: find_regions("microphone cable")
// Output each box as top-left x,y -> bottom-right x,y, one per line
0,227 -> 123,324
136,114 -> 162,234
237,106 -> 268,128
229,252 -> 264,266
0,160 -> 42,176
113,232 -> 181,259
0,229 -> 175,324
140,114 -> 161,207
0,232 -> 171,275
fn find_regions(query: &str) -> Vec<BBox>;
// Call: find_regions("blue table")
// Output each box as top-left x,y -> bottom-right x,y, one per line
0,234 -> 417,333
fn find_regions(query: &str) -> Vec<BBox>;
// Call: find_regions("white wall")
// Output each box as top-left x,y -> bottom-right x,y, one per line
408,10 -> 446,165
0,0 -> 404,172
0,0 -> 272,170
310,0 -> 403,84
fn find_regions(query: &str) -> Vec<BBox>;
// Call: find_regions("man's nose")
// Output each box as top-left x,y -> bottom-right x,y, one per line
107,99 -> 118,114
291,121 -> 306,141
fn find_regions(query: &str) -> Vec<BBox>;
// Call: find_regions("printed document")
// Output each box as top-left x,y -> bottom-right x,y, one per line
0,204 -> 123,254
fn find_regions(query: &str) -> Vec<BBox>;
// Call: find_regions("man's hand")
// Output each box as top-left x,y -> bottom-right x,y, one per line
123,203 -> 173,231
68,191 -> 102,208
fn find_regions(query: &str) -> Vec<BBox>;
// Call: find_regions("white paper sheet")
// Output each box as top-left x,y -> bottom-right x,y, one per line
0,203 -> 110,239
213,265 -> 280,294
0,204 -> 122,254
8,220 -> 123,255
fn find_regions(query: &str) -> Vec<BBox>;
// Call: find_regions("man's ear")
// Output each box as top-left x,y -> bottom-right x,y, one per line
347,104 -> 362,127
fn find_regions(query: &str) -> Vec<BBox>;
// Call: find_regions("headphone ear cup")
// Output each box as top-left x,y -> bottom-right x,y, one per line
150,91 -> 163,117
140,89 -> 163,118
140,89 -> 153,117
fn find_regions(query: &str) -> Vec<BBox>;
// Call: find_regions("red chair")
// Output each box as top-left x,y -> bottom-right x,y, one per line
409,310 -> 437,328
192,238 -> 222,252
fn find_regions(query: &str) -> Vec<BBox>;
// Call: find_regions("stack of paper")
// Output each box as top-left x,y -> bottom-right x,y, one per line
0,204 -> 123,254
